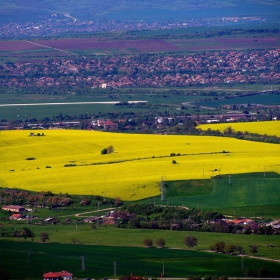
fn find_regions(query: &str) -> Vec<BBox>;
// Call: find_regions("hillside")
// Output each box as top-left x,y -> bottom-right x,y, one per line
1,130 -> 280,200
0,0 -> 279,24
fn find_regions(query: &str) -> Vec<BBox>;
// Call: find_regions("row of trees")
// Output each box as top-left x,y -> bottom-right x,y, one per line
199,126 -> 280,144
0,226 -> 49,243
0,188 -> 122,209
142,235 -> 197,249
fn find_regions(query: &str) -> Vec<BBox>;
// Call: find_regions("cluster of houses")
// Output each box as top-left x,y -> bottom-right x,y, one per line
1,48 -> 280,90
1,205 -> 33,221
2,205 -> 280,234
43,271 -> 72,280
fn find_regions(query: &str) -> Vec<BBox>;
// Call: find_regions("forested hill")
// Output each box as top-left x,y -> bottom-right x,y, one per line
0,0 -> 280,24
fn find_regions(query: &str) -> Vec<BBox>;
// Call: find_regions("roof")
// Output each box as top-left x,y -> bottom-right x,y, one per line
43,272 -> 60,278
43,271 -> 72,278
10,214 -> 21,218
58,271 -> 72,277
2,205 -> 25,211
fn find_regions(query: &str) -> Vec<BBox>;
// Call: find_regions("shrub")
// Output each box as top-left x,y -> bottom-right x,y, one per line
172,160 -> 177,164
90,224 -> 96,230
143,238 -> 153,247
71,238 -> 80,244
26,157 -> 35,160
249,244 -> 258,254
156,238 -> 166,248
210,241 -> 225,253
184,236 -> 197,248
40,232 -> 49,243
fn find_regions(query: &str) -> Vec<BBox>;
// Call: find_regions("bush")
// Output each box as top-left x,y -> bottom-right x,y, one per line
156,238 -> 166,248
40,232 -> 49,243
143,238 -> 153,247
172,160 -> 177,164
184,236 -> 197,248
249,244 -> 258,254
101,145 -> 114,155
210,241 -> 225,253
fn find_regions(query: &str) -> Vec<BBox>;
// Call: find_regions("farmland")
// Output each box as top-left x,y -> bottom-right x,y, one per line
1,129 -> 280,200
198,121 -> 280,137
1,36 -> 280,58
1,228 -> 280,279
2,238 -> 280,278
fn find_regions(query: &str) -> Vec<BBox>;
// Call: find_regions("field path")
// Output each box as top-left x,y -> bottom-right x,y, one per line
24,40 -> 78,56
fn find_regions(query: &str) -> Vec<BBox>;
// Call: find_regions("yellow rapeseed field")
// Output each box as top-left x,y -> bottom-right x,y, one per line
198,120 -> 280,137
1,129 -> 280,200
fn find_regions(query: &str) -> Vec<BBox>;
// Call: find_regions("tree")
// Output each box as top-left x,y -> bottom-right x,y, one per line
71,238 -> 80,244
249,244 -> 258,254
210,241 -> 225,253
20,228 -> 34,240
107,145 -> 114,153
184,235 -> 197,248
143,238 -> 153,247
156,238 -> 166,248
40,232 -> 49,243
101,148 -> 107,154
90,224 -> 96,230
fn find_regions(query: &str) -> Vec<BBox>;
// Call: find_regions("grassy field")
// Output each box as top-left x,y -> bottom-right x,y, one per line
1,130 -> 280,200
198,121 -> 280,137
1,226 -> 280,278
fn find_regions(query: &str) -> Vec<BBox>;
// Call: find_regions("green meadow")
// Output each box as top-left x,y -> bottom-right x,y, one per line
1,226 -> 280,278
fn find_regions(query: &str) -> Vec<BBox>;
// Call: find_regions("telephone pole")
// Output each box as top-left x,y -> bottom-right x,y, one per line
81,256 -> 85,271
114,261 -> 117,276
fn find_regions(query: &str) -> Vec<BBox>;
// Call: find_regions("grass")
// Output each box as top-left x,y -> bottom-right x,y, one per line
198,121 -> 280,137
1,130 -> 280,201
1,228 -> 280,278
140,173 -> 280,218
2,222 -> 280,258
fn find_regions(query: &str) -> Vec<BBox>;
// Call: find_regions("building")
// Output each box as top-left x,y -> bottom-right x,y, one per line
10,213 -> 23,220
2,205 -> 25,212
43,271 -> 72,280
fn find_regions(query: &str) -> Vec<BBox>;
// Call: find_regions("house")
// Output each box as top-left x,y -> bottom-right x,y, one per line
10,213 -> 23,220
43,271 -> 72,280
2,205 -> 25,213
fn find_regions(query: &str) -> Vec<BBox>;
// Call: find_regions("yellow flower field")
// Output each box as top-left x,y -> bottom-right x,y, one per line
198,120 -> 280,137
1,129 -> 280,200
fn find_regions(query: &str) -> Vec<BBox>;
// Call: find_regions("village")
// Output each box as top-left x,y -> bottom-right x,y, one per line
1,48 -> 280,89
2,204 -> 280,235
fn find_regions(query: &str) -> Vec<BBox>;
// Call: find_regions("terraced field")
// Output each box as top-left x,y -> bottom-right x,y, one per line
1,129 -> 280,200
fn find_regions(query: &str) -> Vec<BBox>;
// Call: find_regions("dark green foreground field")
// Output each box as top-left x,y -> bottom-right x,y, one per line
1,224 -> 280,278
1,238 -> 280,279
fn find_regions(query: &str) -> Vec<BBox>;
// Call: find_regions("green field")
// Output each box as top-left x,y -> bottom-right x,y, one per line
1,227 -> 280,278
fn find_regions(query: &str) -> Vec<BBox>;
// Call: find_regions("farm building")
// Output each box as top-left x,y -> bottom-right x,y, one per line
9,213 -> 23,220
43,270 -> 72,280
2,205 -> 25,212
